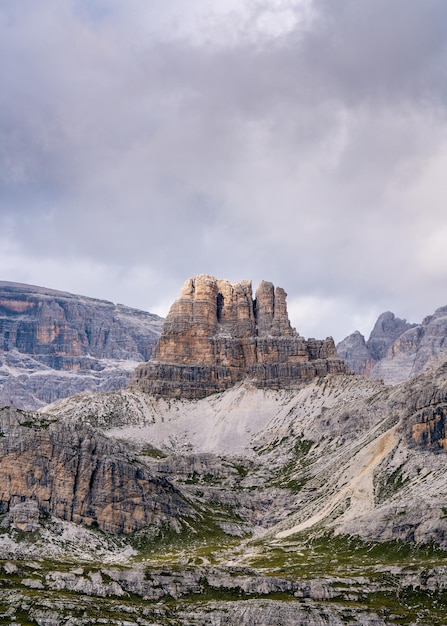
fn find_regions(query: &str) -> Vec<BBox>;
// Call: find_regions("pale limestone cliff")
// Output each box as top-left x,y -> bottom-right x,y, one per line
132,275 -> 348,398
337,312 -> 415,378
338,307 -> 447,384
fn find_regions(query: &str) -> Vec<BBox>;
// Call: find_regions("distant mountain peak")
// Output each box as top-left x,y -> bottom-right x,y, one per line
337,305 -> 447,384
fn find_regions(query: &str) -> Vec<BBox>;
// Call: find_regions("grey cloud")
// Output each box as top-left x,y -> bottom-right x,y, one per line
1,0 -> 447,340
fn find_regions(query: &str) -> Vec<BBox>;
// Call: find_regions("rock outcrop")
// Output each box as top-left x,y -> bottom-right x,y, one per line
0,407 -> 192,533
133,275 -> 348,398
45,363 -> 447,548
367,311 -> 415,362
7,363 -> 447,624
0,281 -> 163,408
337,312 -> 415,378
336,330 -> 373,377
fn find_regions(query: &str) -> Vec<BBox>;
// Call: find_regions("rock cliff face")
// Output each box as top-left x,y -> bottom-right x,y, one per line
0,281 -> 163,408
45,365 -> 447,551
133,275 -> 348,398
374,306 -> 447,383
6,365 -> 447,623
367,311 -> 415,362
336,330 -> 373,376
0,407 -> 192,533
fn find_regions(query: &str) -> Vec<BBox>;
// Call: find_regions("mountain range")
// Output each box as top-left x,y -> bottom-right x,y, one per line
2,276 -> 447,624
337,307 -> 447,383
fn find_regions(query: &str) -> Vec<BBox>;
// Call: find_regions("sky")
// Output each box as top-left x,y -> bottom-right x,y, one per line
1,0 -> 447,343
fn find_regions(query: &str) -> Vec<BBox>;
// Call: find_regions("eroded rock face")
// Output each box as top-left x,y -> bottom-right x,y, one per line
0,407 -> 192,533
5,501 -> 40,532
0,281 -> 163,408
337,312 -> 415,379
336,330 -> 373,377
133,275 -> 348,398
396,364 -> 447,451
367,312 -> 415,362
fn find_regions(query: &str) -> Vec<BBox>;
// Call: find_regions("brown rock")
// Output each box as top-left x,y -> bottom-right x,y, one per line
132,275 -> 348,398
0,407 -> 192,534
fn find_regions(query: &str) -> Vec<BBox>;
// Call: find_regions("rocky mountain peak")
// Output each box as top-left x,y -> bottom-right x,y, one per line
422,305 -> 447,326
336,330 -> 371,376
132,275 -> 348,398
337,304 -> 447,384
366,311 -> 415,361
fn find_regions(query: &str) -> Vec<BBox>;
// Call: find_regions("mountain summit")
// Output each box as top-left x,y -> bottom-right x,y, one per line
132,274 -> 348,398
337,306 -> 447,383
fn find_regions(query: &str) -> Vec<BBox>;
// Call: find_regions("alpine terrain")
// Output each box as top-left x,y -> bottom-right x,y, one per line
1,275 -> 447,625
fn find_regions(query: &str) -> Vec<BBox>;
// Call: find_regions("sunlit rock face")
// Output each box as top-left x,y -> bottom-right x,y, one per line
133,275 -> 348,398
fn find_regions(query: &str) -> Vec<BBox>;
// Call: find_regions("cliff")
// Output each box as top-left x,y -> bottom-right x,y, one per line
0,406 -> 192,534
132,275 -> 348,398
6,362 -> 447,623
0,281 -> 163,408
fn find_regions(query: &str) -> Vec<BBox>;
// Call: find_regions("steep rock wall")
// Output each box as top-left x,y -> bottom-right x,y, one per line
0,281 -> 163,408
337,307 -> 447,384
133,275 -> 348,398
0,407 -> 192,533
0,281 -> 162,367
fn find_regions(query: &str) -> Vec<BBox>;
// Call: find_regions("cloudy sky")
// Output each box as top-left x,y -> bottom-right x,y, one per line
1,0 -> 447,342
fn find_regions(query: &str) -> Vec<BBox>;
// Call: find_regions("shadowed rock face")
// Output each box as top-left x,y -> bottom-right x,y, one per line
337,307 -> 447,384
337,312 -> 416,378
132,275 -> 348,398
0,281 -> 162,366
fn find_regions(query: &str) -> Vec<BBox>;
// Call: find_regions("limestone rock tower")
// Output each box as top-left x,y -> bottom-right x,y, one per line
132,275 -> 348,398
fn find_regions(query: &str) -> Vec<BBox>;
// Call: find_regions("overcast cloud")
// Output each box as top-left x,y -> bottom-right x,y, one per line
1,0 -> 447,341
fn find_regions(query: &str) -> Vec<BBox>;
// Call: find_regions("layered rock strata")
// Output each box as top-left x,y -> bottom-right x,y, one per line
0,281 -> 163,408
133,275 -> 348,398
0,407 -> 192,533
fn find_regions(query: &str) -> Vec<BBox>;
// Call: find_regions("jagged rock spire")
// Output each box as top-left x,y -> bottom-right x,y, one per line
133,275 -> 348,398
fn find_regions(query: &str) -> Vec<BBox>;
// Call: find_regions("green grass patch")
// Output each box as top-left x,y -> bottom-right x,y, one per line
246,532 -> 447,579
375,464 -> 410,503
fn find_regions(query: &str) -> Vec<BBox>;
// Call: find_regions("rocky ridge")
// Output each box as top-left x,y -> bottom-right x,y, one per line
337,307 -> 447,384
43,366 -> 447,545
0,406 -> 193,534
0,281 -> 163,409
133,275 -> 348,398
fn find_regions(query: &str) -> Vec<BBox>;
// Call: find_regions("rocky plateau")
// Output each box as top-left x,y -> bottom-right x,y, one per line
0,281 -> 163,409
